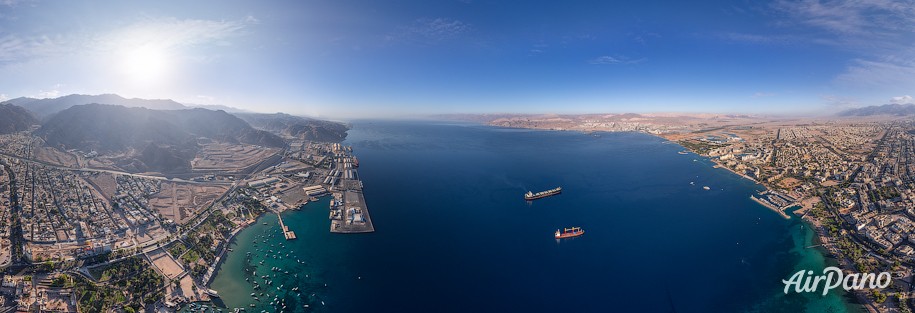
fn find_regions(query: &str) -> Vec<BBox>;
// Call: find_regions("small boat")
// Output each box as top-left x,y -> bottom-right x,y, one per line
703,186 -> 710,190
554,227 -> 585,239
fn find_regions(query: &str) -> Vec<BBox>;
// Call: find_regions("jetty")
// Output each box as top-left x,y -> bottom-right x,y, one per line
325,148 -> 375,233
276,212 -> 296,240
329,191 -> 375,233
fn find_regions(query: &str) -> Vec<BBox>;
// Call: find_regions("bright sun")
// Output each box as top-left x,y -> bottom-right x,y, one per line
122,46 -> 169,84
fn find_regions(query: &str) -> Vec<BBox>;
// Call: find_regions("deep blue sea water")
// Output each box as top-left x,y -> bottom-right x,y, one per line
211,120 -> 863,312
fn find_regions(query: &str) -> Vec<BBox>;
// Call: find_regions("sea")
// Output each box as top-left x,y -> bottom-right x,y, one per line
209,120 -> 865,313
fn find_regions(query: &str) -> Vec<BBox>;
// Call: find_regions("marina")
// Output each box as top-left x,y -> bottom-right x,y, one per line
750,190 -> 796,219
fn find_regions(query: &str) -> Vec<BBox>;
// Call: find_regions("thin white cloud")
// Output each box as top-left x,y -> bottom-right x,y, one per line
718,32 -> 805,45
753,92 -> 775,97
388,18 -> 471,44
630,32 -> 661,45
891,95 -> 914,104
196,94 -> 217,103
34,88 -> 59,99
0,17 -> 252,67
589,55 -> 643,65
821,94 -> 860,108
0,33 -> 62,63
1,0 -> 31,7
772,0 -> 915,36
767,1 -> 915,91
97,17 -> 249,52
836,58 -> 915,86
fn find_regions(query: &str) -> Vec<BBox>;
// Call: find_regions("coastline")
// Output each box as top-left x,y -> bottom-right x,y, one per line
711,163 -> 762,185
487,124 -> 867,312
798,209 -> 875,313
670,133 -> 871,313
203,217 -> 256,287
205,205 -> 289,287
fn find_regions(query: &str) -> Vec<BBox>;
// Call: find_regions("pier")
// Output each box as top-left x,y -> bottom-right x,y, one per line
330,191 -> 375,233
276,212 -> 296,240
326,149 -> 375,233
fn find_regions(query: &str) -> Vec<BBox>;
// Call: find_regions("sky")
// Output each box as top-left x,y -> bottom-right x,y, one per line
0,0 -> 914,118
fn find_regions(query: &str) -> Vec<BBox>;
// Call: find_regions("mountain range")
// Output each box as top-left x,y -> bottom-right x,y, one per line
3,94 -> 248,120
838,104 -> 915,116
0,103 -> 39,134
36,104 -> 285,173
6,94 -> 187,119
236,113 -> 349,142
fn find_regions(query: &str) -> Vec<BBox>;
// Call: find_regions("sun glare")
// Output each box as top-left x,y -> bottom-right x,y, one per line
122,45 -> 169,84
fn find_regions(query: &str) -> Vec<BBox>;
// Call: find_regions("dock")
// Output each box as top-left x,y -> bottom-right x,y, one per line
330,190 -> 375,233
325,149 -> 375,233
276,212 -> 297,240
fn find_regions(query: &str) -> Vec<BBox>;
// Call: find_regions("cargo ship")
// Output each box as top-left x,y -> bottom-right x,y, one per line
554,227 -> 584,239
525,187 -> 562,200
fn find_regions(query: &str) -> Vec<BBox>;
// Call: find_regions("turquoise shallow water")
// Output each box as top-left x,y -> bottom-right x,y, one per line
210,120 -> 864,312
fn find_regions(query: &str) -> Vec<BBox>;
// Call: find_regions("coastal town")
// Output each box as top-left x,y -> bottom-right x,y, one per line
485,113 -> 915,312
0,125 -> 372,312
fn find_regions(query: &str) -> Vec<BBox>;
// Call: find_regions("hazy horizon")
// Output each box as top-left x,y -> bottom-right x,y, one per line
2,92 -> 911,120
1,0 -> 914,118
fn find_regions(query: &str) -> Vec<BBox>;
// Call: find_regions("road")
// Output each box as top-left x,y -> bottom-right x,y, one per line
0,151 -> 229,185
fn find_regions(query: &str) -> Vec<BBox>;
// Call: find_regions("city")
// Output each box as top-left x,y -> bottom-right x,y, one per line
0,120 -> 370,311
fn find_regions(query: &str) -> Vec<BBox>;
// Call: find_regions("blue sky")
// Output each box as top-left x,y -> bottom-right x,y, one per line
0,0 -> 913,118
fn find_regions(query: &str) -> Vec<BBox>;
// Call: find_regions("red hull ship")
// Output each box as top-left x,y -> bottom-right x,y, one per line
554,227 -> 584,239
